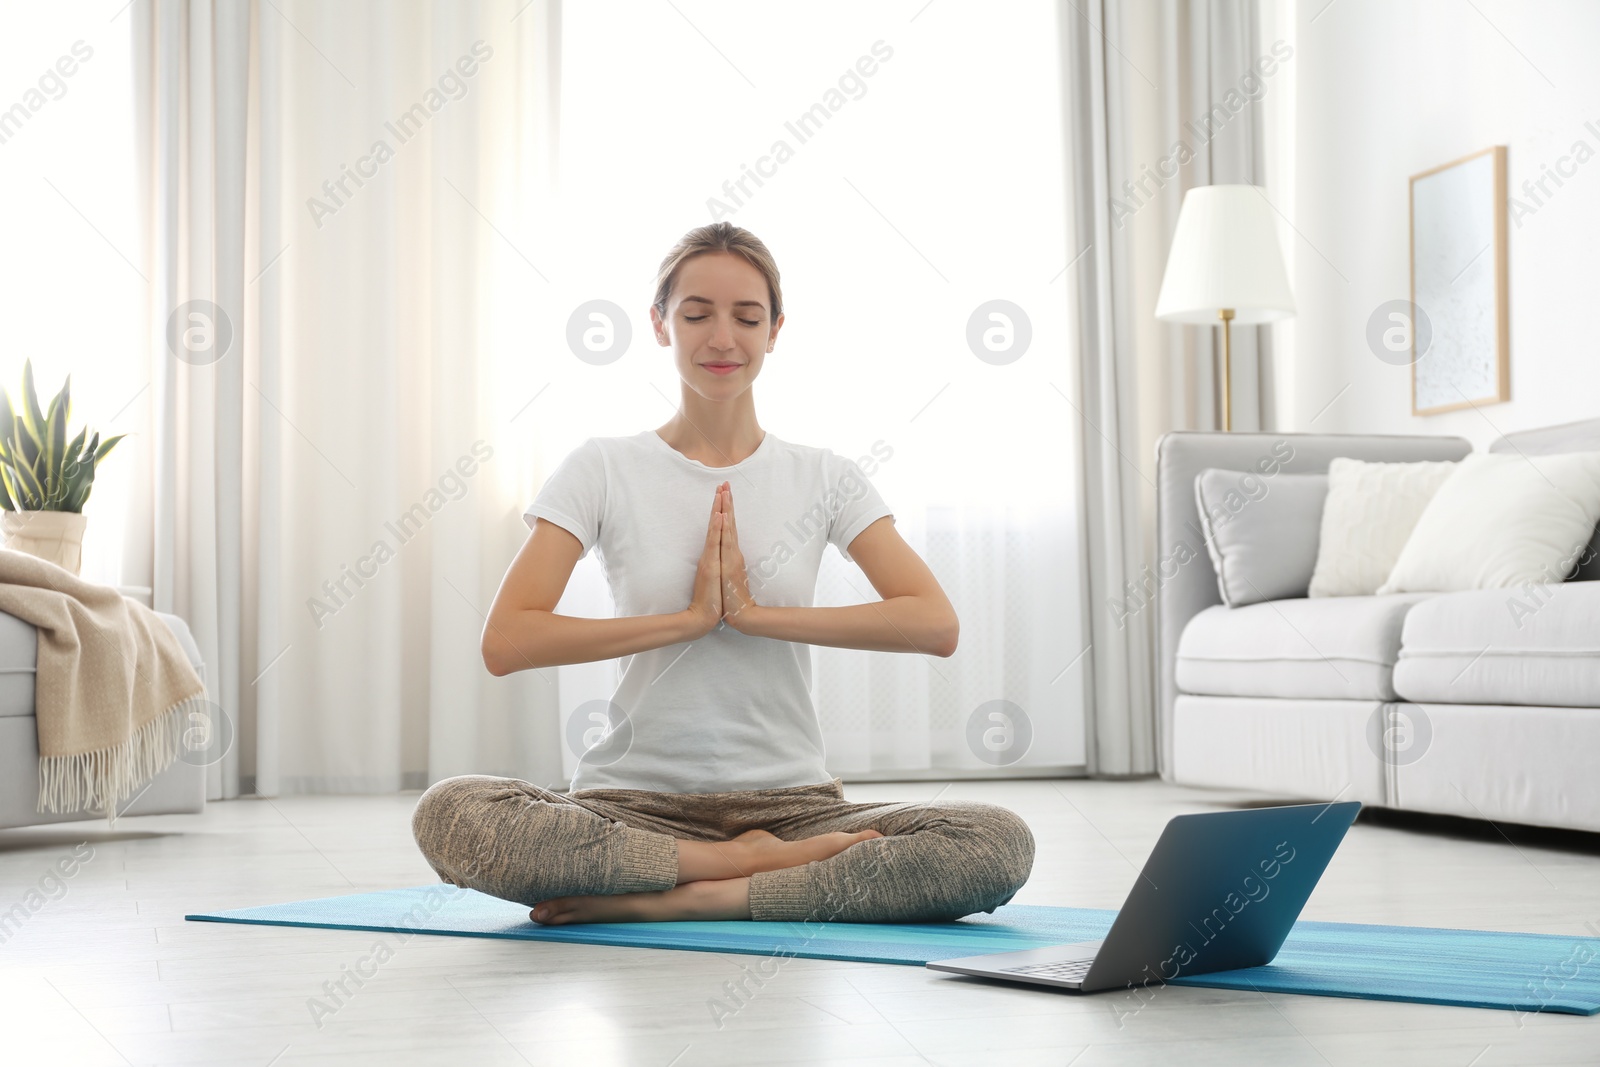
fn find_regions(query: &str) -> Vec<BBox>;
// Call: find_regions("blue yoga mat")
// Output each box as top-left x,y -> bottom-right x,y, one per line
186,885 -> 1600,1016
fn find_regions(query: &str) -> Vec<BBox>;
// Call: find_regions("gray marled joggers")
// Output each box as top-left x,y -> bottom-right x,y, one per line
410,775 -> 1036,924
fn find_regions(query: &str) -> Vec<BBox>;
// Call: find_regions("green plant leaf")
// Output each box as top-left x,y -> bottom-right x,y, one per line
44,381 -> 68,503
94,433 -> 127,462
8,444 -> 46,509
68,430 -> 100,508
9,422 -> 48,509
0,463 -> 22,511
63,430 -> 92,498
0,436 -> 15,503
0,432 -> 14,511
0,386 -> 14,451
59,430 -> 94,512
0,431 -> 19,503
79,430 -> 100,487
63,425 -> 87,469
9,394 -> 38,468
18,359 -> 48,454
64,459 -> 96,512
12,428 -> 37,467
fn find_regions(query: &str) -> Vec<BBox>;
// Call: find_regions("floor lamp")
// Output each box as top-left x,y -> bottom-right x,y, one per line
1154,185 -> 1296,431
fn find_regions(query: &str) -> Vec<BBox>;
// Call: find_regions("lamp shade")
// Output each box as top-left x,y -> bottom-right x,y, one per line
1155,184 -> 1295,325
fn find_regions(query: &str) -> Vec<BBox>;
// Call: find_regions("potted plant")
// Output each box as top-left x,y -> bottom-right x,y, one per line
0,359 -> 127,575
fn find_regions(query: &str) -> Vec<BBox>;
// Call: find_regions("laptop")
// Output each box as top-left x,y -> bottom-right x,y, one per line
926,801 -> 1361,993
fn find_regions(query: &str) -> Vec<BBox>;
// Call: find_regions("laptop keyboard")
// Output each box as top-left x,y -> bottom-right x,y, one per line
999,959 -> 1093,982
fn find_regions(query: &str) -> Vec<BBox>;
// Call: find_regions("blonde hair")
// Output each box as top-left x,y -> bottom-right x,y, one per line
652,222 -> 783,324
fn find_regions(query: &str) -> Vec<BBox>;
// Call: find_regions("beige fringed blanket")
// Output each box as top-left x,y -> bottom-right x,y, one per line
0,547 -> 208,824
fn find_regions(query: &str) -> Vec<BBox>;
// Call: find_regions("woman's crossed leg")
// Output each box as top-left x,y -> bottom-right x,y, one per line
410,775 -> 1033,926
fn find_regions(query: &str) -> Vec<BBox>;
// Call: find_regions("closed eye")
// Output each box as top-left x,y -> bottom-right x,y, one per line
685,315 -> 761,327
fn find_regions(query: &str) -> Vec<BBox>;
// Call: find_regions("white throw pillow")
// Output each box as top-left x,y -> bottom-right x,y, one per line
1378,451 -> 1600,594
1308,457 -> 1459,597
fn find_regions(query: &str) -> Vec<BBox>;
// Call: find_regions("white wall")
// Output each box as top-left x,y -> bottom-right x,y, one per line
1282,0 -> 1600,446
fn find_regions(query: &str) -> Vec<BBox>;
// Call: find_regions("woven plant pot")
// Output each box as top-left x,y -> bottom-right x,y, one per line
1,510 -> 88,575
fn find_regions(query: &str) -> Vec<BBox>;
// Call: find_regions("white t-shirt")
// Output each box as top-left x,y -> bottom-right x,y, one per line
522,429 -> 894,793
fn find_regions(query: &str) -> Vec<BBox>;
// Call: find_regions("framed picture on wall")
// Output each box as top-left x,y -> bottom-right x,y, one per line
1408,145 -> 1510,415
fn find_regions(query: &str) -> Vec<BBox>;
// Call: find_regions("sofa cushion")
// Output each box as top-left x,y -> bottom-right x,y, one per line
1194,468 -> 1328,607
1393,583 -> 1600,706
1171,695 -> 1387,804
0,611 -> 38,719
1176,593 -> 1434,701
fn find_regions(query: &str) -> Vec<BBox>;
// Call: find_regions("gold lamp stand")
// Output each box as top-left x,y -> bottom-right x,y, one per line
1218,307 -> 1235,432
1155,187 -> 1296,433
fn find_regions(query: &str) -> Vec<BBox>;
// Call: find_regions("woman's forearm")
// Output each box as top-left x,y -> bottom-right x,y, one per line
739,597 -> 958,657
483,608 -> 703,676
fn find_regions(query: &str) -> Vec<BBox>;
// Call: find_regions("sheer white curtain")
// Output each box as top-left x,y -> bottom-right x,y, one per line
542,0 -> 1088,782
1060,0 -> 1277,775
126,0 -> 569,796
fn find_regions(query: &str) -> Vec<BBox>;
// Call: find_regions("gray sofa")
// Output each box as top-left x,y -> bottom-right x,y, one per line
0,605 -> 207,829
1156,417 -> 1600,834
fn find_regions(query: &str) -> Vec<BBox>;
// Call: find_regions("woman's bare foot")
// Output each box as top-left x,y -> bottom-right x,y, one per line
531,875 -> 752,925
731,827 -> 885,873
533,828 -> 888,924
673,827 -> 886,884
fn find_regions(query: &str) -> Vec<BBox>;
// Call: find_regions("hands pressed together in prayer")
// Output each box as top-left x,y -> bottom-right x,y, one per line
686,480 -> 761,638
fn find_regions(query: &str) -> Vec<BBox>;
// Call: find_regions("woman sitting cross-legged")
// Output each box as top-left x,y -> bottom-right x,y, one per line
411,222 -> 1036,926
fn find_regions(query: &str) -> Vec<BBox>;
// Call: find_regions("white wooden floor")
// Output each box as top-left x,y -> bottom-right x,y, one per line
2,778 -> 1598,1066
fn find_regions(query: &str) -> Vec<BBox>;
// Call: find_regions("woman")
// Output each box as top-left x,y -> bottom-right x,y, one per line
412,222 -> 1035,925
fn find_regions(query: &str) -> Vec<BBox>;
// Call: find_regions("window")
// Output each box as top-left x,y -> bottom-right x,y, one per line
547,0 -> 1086,773
0,2 -> 139,587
